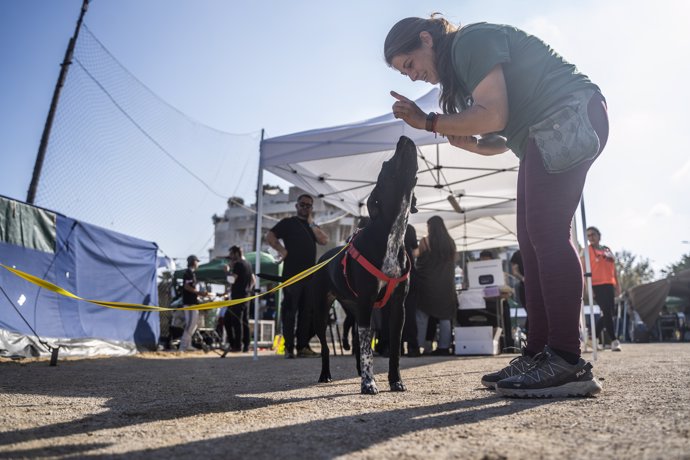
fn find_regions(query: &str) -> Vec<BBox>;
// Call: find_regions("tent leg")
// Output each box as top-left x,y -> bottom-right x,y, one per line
579,197 -> 598,361
253,129 -> 265,361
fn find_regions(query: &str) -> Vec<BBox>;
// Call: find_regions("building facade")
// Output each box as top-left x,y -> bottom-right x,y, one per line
210,186 -> 356,260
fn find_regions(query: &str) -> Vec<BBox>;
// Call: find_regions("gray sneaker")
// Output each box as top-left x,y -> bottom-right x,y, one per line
496,346 -> 602,398
481,354 -> 535,389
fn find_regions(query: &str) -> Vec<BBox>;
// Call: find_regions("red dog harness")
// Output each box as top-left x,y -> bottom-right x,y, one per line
341,239 -> 411,309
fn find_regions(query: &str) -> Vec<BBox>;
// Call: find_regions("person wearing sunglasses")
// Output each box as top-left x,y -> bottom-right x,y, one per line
266,194 -> 329,358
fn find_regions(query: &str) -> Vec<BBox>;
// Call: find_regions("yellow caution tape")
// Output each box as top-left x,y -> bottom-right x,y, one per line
0,244 -> 348,313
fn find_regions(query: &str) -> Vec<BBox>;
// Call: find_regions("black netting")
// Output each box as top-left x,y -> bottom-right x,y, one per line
35,25 -> 260,259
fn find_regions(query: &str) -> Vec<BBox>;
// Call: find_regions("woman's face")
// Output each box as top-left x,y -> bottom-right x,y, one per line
390,32 -> 438,84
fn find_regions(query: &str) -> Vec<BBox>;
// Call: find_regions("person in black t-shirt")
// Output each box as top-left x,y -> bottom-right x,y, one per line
266,193 -> 329,358
180,255 -> 206,351
224,245 -> 256,352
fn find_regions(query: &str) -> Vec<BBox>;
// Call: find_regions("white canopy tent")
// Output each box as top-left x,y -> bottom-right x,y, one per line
259,88 -> 520,252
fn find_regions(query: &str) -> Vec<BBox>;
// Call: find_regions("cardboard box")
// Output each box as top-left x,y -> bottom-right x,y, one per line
454,326 -> 502,356
457,287 -> 486,310
467,260 -> 504,288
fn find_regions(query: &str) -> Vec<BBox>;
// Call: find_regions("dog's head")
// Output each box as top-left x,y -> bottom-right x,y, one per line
366,136 -> 418,223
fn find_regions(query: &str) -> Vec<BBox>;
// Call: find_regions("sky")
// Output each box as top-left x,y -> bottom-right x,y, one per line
1,0 -> 689,275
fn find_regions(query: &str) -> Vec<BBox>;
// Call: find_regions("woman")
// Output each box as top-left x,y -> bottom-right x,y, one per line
415,216 -> 457,356
385,15 -> 609,398
585,226 -> 622,352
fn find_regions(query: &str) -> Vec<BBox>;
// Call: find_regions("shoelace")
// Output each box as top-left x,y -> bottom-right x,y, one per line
520,351 -> 555,381
508,355 -> 533,373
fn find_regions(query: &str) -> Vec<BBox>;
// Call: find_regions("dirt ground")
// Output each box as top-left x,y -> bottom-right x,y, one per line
1,342 -> 689,460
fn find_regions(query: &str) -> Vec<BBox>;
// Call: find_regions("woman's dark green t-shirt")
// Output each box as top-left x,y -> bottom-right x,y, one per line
451,22 -> 599,158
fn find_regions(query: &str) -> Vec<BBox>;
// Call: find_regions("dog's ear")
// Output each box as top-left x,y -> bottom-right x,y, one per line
367,187 -> 380,219
410,193 -> 418,214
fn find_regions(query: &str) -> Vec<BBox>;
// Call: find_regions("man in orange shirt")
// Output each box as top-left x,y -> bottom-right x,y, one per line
584,226 -> 622,351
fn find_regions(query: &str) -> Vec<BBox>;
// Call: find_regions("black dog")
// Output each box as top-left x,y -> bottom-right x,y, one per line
310,136 -> 418,394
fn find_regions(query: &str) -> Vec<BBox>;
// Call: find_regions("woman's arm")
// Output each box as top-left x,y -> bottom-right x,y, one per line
391,64 -> 510,154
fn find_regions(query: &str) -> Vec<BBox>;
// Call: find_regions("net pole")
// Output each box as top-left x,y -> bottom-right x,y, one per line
27,0 -> 90,204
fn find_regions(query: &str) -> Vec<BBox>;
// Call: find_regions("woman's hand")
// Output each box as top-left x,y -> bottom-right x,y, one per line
391,91 -> 426,130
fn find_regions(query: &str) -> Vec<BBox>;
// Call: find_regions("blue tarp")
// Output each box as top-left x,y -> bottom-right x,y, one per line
0,196 -> 159,354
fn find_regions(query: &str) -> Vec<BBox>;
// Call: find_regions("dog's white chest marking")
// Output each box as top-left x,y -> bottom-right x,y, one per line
378,196 -> 410,293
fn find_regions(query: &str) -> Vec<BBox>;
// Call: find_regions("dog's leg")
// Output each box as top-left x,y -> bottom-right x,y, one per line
352,321 -> 361,376
312,278 -> 332,383
317,313 -> 332,383
358,327 -> 378,394
388,289 -> 407,392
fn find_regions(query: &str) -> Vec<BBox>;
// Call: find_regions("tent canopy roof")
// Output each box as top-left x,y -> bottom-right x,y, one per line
261,88 -> 519,251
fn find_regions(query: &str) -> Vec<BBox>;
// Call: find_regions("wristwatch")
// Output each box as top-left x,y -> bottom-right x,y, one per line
310,223 -> 320,229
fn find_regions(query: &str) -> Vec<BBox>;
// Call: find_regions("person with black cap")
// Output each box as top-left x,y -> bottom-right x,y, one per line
224,245 -> 255,353
179,254 -> 206,352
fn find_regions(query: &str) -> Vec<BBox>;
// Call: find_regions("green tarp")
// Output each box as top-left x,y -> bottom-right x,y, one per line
0,196 -> 56,253
173,252 -> 281,286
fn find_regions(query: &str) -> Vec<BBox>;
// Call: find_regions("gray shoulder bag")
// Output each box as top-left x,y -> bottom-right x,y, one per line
528,88 -> 600,173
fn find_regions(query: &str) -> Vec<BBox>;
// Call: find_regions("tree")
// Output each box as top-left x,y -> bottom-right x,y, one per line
227,196 -> 245,207
661,253 -> 690,278
615,250 -> 655,293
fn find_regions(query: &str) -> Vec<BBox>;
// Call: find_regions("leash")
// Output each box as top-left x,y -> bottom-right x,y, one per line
0,244 -> 350,313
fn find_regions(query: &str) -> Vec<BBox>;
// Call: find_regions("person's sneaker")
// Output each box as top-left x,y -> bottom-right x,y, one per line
284,351 -> 295,359
495,346 -> 603,398
611,339 -> 622,352
297,347 -> 319,358
480,354 -> 535,389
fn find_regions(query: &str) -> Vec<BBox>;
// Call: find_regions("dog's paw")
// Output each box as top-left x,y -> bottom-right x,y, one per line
361,381 -> 379,395
389,381 -> 406,392
318,373 -> 332,383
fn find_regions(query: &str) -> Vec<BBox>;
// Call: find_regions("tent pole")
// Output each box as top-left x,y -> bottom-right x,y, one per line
253,129 -> 265,361
572,214 -> 589,353
579,196 -> 598,361
622,297 -> 628,342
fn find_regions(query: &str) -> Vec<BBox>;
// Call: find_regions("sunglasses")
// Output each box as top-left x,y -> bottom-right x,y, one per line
298,202 -> 313,208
